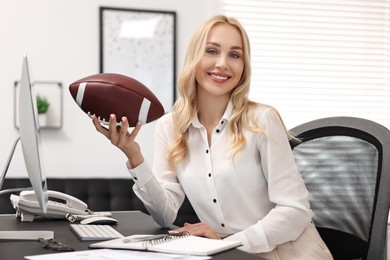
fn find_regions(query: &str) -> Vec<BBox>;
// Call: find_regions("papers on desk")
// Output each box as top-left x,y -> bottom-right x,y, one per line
90,234 -> 242,256
24,249 -> 211,260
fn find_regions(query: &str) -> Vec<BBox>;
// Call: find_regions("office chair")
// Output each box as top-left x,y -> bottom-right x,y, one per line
289,117 -> 390,260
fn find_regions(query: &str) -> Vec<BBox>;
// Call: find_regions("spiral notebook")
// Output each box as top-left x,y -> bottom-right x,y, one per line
89,233 -> 242,256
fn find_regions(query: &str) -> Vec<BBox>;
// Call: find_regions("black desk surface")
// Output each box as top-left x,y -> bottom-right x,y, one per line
0,211 -> 259,260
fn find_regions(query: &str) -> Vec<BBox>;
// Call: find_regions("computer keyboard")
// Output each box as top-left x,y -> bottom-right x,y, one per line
70,224 -> 124,241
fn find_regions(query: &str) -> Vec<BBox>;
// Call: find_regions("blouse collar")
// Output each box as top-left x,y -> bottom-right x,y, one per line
190,100 -> 233,129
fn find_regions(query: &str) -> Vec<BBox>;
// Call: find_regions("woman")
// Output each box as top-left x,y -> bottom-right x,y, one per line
93,15 -> 333,259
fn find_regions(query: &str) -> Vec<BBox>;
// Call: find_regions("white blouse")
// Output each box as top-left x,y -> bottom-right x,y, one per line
128,102 -> 312,253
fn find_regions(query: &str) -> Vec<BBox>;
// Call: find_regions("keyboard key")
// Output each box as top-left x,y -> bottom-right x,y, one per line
70,224 -> 124,241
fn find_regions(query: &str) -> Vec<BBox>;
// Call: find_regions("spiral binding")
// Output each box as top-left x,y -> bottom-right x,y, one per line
143,231 -> 191,247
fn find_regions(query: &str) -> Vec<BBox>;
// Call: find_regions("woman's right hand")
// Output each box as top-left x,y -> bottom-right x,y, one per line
92,114 -> 144,168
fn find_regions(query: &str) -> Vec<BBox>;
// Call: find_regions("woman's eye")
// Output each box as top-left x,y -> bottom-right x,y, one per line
206,48 -> 218,55
229,52 -> 240,59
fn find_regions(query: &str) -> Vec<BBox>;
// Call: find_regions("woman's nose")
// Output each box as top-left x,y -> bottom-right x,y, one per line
215,55 -> 228,69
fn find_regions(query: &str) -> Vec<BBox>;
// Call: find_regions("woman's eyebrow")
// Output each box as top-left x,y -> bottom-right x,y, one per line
206,41 -> 220,47
231,46 -> 243,51
206,41 -> 243,51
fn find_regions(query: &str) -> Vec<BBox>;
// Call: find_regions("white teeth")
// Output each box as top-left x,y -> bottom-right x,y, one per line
210,74 -> 228,80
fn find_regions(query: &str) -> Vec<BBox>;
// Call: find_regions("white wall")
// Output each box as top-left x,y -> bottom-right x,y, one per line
0,0 -> 218,178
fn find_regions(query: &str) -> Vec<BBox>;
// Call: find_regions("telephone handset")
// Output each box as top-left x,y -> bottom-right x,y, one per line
10,190 -> 90,222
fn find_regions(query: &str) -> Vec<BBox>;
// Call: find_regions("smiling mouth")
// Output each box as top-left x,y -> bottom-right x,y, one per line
209,73 -> 230,81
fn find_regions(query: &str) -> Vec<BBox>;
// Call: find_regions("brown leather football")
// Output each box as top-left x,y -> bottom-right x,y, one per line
69,73 -> 165,127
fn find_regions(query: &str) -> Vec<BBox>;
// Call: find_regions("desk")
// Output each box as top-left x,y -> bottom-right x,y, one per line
0,211 -> 259,260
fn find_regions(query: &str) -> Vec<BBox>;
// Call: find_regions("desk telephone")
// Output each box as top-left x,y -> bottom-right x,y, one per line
10,190 -> 111,222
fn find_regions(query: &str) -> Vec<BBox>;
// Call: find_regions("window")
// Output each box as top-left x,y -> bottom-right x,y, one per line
218,0 -> 390,129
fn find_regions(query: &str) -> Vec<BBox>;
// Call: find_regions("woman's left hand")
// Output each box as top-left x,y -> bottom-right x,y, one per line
169,222 -> 221,240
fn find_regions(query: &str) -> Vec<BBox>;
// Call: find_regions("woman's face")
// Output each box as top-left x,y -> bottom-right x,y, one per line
195,23 -> 244,100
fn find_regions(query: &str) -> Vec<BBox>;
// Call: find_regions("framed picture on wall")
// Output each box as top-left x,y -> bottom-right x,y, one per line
14,81 -> 63,129
100,7 -> 176,112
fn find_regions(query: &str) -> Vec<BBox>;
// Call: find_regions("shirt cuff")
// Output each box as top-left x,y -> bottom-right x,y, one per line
224,223 -> 271,253
126,160 -> 154,186
224,232 -> 250,252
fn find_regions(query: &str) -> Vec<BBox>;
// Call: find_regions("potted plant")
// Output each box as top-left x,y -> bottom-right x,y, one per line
36,94 -> 50,126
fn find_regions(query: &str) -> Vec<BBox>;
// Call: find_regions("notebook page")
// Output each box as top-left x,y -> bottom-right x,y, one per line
148,235 -> 242,256
90,234 -> 155,250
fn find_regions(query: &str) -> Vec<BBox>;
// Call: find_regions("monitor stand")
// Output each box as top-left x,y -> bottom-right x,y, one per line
0,137 -> 53,240
0,137 -> 32,195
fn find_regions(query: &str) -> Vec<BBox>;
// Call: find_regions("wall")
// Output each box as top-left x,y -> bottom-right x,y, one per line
0,0 -> 218,178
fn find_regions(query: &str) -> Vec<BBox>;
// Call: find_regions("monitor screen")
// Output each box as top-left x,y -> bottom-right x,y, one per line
18,55 -> 48,213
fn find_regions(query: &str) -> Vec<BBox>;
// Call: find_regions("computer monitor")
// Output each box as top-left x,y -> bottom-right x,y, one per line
18,54 -> 48,213
0,55 -> 48,213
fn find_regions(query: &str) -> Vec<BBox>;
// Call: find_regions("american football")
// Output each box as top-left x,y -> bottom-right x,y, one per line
69,73 -> 165,127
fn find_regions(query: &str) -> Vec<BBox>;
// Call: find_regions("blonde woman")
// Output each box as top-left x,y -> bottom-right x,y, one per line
93,15 -> 333,259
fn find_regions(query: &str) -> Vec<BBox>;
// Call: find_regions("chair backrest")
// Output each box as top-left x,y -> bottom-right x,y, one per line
289,117 -> 390,260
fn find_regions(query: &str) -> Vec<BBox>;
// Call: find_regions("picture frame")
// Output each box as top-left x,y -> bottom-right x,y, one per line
14,81 -> 63,129
99,7 -> 177,112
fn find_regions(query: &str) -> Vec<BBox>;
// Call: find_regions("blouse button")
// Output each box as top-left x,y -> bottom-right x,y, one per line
213,199 -> 217,203
133,177 -> 138,181
208,173 -> 211,177
216,129 -> 220,134
221,223 -> 225,227
221,121 -> 224,124
206,149 -> 209,154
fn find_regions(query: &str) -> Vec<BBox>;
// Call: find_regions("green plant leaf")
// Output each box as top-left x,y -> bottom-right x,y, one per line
36,94 -> 50,114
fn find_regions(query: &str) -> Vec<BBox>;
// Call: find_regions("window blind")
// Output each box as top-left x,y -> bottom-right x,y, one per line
218,0 -> 390,129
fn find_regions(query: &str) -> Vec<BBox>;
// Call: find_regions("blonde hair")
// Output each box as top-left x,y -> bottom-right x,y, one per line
168,15 -> 264,170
